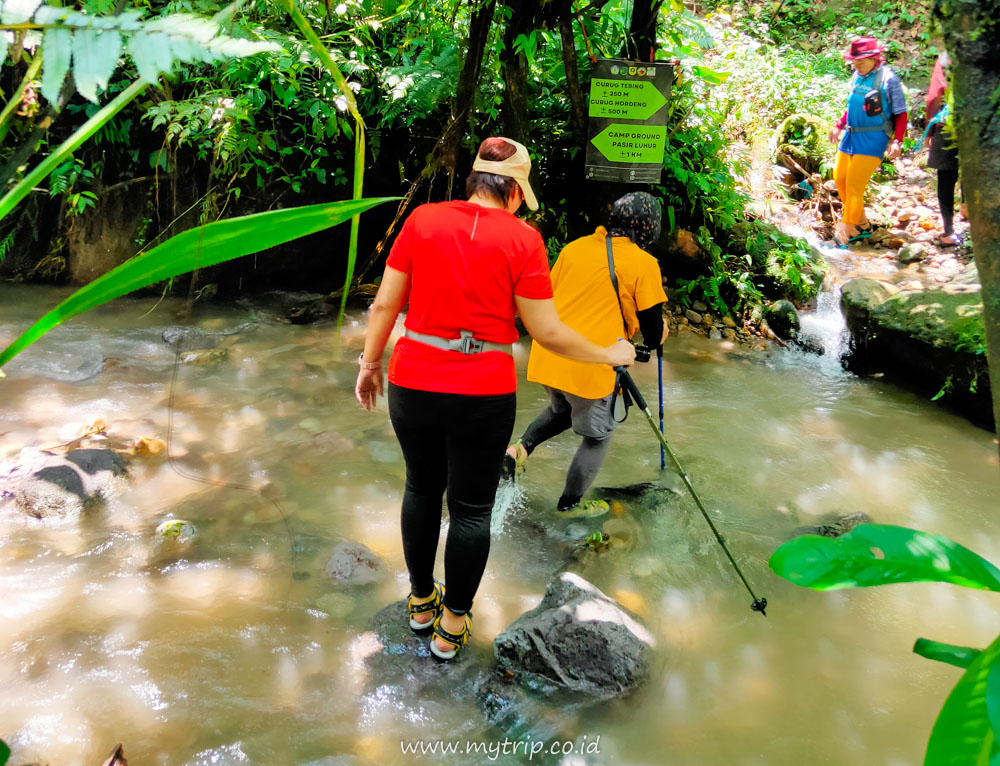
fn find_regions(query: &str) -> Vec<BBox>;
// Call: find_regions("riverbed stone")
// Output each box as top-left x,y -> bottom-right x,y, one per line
684,309 -> 703,325
325,541 -> 386,585
792,512 -> 873,538
494,572 -> 655,701
692,300 -> 708,313
2,448 -> 128,519
763,300 -> 800,341
840,277 -> 992,428
898,243 -> 930,264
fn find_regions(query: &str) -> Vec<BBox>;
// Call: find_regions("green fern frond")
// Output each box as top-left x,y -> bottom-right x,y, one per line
0,2 -> 283,103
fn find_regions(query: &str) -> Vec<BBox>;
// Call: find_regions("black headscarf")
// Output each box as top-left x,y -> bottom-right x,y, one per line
607,192 -> 662,250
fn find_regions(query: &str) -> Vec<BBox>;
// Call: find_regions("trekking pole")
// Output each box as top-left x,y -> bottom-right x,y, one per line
615,366 -> 768,617
657,346 -> 665,470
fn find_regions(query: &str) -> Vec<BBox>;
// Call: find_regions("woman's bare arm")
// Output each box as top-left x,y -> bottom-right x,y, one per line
515,295 -> 635,367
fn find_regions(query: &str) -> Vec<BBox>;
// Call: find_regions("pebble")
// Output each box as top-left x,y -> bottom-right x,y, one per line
899,242 -> 931,264
692,300 -> 708,312
709,328 -> 723,341
684,309 -> 703,324
722,315 -> 737,328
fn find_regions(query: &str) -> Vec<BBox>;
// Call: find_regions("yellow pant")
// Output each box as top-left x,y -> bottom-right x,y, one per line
833,152 -> 881,227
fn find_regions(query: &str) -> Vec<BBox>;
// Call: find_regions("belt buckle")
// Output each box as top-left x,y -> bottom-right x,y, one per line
459,336 -> 483,354
458,331 -> 483,354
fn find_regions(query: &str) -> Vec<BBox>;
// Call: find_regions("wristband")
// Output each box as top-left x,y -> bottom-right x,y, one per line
358,353 -> 381,370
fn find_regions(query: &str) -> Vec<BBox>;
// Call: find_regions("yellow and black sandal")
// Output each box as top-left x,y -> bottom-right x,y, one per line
430,612 -> 473,661
407,581 -> 444,634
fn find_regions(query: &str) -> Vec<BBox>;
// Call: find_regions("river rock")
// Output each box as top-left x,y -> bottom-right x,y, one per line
692,300 -> 708,313
898,243 -> 930,264
840,277 -> 992,428
494,572 -> 655,701
325,541 -> 386,585
356,601 -> 490,736
839,278 -> 896,334
951,261 -> 981,288
684,309 -> 703,325
2,448 -> 128,519
792,512 -> 873,538
709,328 -> 723,340
763,300 -> 800,340
868,227 -> 891,245
180,348 -> 229,365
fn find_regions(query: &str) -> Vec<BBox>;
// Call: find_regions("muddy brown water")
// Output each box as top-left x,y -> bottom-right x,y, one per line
0,282 -> 997,765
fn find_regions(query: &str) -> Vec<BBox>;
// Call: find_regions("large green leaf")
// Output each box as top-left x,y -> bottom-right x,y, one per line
0,197 -> 395,370
915,638 -> 983,670
924,632 -> 1000,765
0,738 -> 9,766
769,524 -> 1000,592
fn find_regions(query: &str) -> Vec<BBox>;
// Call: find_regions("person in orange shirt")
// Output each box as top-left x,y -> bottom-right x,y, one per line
503,192 -> 668,516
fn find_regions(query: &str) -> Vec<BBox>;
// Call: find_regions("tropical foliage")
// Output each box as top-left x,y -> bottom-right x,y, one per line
1,0 -> 826,323
771,524 -> 1000,762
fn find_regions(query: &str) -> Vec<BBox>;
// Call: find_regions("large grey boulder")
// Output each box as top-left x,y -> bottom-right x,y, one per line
325,541 -> 386,585
2,448 -> 128,519
494,573 -> 655,700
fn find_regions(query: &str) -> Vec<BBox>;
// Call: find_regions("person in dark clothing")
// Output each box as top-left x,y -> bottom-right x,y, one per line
925,51 -> 961,247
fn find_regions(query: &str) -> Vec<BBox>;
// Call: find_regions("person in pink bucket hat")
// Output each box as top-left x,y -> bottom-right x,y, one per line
827,37 -> 909,246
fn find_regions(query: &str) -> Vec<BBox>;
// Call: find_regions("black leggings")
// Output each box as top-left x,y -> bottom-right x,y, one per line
937,168 -> 959,235
520,406 -> 612,510
388,383 -> 515,615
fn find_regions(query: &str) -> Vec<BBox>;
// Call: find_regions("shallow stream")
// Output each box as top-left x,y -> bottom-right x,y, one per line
1,281 -> 997,765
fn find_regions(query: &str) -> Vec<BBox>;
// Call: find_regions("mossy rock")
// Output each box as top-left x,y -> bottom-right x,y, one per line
764,300 -> 801,340
841,279 -> 992,428
872,289 -> 986,353
773,113 -> 833,177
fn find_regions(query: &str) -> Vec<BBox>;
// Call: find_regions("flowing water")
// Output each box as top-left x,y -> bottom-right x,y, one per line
1,282 -> 998,766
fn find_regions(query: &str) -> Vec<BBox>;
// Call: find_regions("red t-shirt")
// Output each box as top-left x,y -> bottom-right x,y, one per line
385,200 -> 553,395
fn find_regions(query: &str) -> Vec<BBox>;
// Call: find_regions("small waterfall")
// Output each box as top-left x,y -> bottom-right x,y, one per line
798,282 -> 848,358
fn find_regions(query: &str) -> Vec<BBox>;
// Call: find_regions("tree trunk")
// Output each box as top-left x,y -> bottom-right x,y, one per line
935,0 -> 1000,456
430,0 -> 497,176
557,0 -> 587,133
622,0 -> 663,61
499,0 -> 538,144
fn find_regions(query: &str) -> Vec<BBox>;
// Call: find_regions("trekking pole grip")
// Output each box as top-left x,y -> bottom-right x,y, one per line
613,367 -> 647,410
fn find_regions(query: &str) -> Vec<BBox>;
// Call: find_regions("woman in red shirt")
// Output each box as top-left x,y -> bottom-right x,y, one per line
355,137 -> 634,660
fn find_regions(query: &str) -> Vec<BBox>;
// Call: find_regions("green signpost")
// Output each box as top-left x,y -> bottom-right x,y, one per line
586,59 -> 674,183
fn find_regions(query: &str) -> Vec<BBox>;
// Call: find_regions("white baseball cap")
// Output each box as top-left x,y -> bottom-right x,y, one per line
471,137 -> 539,211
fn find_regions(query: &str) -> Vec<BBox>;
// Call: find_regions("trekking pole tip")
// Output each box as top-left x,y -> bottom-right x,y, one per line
751,597 -> 767,617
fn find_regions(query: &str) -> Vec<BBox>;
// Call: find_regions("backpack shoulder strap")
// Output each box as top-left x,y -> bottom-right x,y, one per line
606,235 -> 629,338
873,66 -> 894,136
